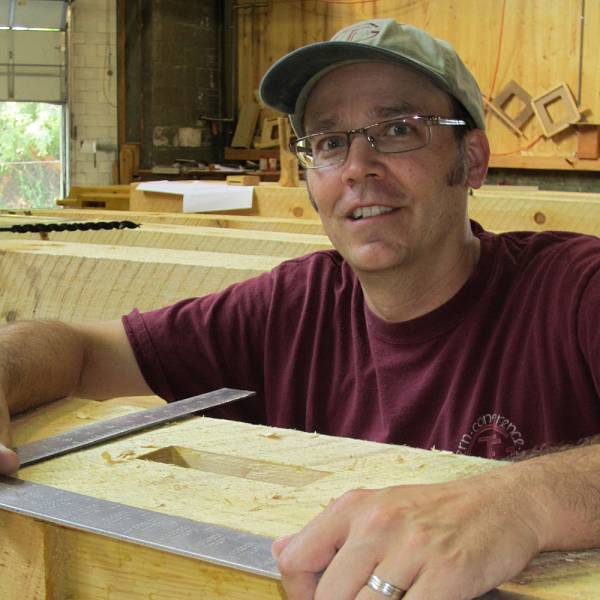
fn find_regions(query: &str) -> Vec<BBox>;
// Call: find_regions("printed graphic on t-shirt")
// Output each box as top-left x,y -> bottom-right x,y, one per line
456,413 -> 525,459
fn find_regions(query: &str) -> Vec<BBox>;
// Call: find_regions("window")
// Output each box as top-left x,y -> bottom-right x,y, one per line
0,0 -> 67,208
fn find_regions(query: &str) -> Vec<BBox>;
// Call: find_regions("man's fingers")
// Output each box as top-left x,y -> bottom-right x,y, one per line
313,538 -> 378,599
0,444 -> 20,474
0,396 -> 19,474
0,394 -> 12,448
276,491 -> 366,599
352,553 -> 418,600
272,533 -> 295,558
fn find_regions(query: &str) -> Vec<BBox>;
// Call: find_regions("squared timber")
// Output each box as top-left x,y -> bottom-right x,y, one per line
4,397 -> 600,599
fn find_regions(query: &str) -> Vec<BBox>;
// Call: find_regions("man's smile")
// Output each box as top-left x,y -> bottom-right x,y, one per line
349,205 -> 397,220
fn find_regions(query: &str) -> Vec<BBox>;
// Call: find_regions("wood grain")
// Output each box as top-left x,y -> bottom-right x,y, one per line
6,396 -> 600,599
237,0 -> 599,169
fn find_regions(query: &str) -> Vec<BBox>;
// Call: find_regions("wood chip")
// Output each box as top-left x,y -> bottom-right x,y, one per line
258,431 -> 283,440
100,449 -> 136,465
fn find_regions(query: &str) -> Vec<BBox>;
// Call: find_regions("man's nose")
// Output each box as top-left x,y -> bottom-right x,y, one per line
340,134 -> 384,183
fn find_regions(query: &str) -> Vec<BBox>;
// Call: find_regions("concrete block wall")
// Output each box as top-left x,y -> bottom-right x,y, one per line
69,0 -> 118,186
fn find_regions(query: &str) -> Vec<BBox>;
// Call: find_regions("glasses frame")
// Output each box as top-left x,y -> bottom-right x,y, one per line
290,114 -> 467,169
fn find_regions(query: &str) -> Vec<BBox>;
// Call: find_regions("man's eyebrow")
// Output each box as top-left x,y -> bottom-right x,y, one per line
304,103 -> 424,135
304,117 -> 339,135
370,103 -> 421,118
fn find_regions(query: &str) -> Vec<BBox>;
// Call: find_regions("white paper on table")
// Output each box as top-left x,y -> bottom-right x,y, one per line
136,181 -> 254,213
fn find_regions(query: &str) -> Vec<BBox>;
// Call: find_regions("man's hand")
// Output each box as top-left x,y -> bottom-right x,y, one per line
272,471 -> 544,600
0,394 -> 19,475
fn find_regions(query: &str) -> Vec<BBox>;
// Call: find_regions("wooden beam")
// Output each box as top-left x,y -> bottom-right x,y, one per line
0,240 -> 282,322
5,209 -> 325,235
0,220 -> 331,257
469,193 -> 600,235
6,397 -> 600,599
489,155 -> 600,171
130,182 -> 316,219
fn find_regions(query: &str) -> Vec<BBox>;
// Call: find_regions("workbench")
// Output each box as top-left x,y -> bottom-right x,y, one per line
3,395 -> 600,599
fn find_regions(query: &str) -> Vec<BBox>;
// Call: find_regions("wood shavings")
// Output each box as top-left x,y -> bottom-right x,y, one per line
405,461 -> 426,470
100,449 -> 136,465
258,431 -> 283,440
396,456 -> 405,464
75,412 -> 91,420
101,451 -> 118,465
117,449 -> 136,460
139,443 -> 158,449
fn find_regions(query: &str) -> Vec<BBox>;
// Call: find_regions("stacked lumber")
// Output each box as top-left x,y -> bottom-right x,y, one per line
129,181 -> 316,219
0,188 -> 597,597
2,185 -> 597,329
470,186 -> 600,236
0,239 -> 283,322
4,395 -> 599,599
57,185 -> 131,210
0,218 -> 331,257
55,182 -> 317,220
3,208 -> 326,235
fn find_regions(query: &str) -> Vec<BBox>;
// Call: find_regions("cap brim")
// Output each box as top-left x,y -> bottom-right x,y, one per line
259,41 -> 451,115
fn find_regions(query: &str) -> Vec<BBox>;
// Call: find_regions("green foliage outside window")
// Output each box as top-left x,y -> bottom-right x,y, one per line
0,102 -> 62,209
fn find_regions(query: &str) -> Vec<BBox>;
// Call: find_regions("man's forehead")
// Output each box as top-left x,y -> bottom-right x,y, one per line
302,61 -> 452,133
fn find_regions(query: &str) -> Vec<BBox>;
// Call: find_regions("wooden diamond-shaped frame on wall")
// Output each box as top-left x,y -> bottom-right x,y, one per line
492,80 -> 534,130
531,82 -> 580,138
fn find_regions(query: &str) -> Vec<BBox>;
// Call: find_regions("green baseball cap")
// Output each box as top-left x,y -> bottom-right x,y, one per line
259,19 -> 485,136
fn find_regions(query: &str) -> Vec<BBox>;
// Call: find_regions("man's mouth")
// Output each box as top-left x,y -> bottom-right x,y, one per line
350,206 -> 395,220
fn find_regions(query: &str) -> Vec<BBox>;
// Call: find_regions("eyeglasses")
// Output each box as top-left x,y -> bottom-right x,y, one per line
290,115 -> 467,169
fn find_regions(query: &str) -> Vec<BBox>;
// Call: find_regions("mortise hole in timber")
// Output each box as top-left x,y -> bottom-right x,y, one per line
138,445 -> 331,488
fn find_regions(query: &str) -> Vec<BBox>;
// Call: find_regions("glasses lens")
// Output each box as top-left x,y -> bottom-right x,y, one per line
294,138 -> 315,168
371,117 -> 428,153
296,133 -> 348,168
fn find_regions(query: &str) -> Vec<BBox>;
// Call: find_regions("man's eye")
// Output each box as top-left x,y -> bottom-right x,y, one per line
316,135 -> 346,153
385,122 -> 411,136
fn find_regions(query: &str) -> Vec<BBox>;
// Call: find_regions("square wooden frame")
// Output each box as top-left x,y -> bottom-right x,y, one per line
531,82 -> 580,137
492,80 -> 534,130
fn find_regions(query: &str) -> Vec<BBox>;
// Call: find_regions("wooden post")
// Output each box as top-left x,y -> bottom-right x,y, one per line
277,117 -> 300,188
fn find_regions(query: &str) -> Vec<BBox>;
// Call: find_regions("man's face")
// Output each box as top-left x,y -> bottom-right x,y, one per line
303,62 -> 479,276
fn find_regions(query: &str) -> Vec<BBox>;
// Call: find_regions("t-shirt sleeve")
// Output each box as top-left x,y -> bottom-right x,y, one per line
577,266 -> 600,394
122,271 -> 273,404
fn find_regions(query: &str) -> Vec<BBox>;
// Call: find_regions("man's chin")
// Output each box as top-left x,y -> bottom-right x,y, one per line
344,248 -> 407,274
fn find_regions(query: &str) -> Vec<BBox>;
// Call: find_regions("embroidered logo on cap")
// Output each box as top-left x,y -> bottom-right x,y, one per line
332,21 -> 381,43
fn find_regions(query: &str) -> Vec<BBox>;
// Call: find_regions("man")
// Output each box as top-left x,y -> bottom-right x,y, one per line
1,18 -> 599,600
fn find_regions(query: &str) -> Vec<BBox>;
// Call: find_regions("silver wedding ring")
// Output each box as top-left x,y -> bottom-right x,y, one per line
367,573 -> 406,599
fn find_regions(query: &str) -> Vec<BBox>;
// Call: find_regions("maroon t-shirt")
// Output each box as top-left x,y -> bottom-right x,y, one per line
123,225 -> 600,459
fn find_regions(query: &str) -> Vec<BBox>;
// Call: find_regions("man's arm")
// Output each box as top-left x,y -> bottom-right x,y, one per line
0,319 -> 152,472
272,443 -> 600,600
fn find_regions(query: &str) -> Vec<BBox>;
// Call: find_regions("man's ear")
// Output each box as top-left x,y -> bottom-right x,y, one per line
464,129 -> 490,190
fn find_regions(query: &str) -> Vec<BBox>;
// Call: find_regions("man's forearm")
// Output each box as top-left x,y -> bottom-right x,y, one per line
504,442 -> 600,551
0,320 -> 85,415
